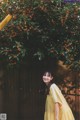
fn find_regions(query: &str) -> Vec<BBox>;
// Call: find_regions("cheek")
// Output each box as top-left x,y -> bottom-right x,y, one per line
48,78 -> 52,82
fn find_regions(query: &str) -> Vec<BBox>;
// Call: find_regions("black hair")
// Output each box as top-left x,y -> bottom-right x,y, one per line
43,71 -> 53,77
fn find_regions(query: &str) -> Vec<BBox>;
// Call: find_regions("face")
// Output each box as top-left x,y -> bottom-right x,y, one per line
42,72 -> 53,85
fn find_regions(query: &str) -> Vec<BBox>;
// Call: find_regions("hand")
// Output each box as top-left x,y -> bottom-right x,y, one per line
55,118 -> 59,120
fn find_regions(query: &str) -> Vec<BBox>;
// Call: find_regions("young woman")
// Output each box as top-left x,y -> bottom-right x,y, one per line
42,71 -> 75,120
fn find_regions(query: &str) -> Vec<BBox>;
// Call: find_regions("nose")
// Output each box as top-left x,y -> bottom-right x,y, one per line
43,76 -> 48,79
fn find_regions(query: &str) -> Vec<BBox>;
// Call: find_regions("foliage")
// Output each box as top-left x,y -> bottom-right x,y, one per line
0,0 -> 80,70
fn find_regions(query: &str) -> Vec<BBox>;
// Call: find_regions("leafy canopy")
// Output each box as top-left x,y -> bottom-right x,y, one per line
0,0 -> 80,70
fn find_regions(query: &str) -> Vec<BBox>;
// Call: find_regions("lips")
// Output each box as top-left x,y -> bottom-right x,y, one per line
43,79 -> 48,81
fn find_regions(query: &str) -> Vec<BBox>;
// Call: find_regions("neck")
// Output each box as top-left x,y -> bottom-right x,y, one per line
46,82 -> 52,88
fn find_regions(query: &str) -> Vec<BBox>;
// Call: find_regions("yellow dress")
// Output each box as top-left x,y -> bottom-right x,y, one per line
44,83 -> 75,120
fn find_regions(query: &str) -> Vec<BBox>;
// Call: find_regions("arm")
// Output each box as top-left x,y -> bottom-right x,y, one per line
54,102 -> 60,120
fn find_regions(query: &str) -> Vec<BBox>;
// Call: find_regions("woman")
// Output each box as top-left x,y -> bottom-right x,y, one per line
42,71 -> 75,120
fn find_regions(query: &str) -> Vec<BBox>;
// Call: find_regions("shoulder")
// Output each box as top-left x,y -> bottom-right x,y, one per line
50,83 -> 58,89
50,83 -> 61,92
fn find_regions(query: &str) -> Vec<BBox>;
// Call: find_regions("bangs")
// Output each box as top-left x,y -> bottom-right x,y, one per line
43,72 -> 52,77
